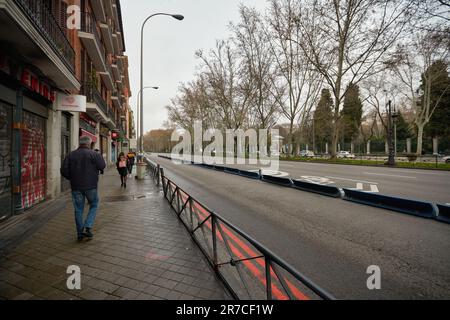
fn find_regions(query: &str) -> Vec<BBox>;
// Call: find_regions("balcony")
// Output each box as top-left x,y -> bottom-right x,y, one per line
83,83 -> 109,124
112,33 -> 120,54
79,118 -> 97,135
107,107 -> 116,130
90,0 -> 106,23
112,3 -> 120,32
100,22 -> 114,55
105,0 -> 113,18
0,0 -> 79,90
116,31 -> 124,53
116,55 -> 124,72
111,92 -> 121,109
99,63 -> 114,91
111,63 -> 120,82
116,79 -> 123,91
78,12 -> 106,73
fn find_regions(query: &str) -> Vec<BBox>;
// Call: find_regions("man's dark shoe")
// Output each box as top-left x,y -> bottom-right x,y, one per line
77,235 -> 84,242
83,228 -> 94,240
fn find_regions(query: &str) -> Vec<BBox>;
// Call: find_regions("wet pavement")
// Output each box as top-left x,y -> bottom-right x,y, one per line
0,167 -> 231,300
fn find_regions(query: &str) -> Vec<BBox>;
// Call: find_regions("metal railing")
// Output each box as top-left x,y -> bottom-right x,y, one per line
82,83 -> 108,116
80,11 -> 106,65
13,0 -> 75,73
144,157 -> 334,300
79,117 -> 96,135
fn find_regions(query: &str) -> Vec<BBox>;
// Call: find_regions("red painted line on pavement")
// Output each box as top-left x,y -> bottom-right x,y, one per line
190,199 -> 309,300
168,183 -> 309,300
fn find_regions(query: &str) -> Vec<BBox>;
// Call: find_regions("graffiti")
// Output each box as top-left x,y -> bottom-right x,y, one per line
21,113 -> 45,209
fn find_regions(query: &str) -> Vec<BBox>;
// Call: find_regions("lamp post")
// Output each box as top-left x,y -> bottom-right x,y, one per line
136,86 -> 159,158
139,13 -> 184,161
386,100 -> 396,166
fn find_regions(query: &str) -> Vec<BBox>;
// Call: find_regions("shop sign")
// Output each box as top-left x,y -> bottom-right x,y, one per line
56,93 -> 86,112
21,69 -> 56,102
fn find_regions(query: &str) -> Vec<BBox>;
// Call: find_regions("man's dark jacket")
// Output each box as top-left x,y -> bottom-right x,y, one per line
61,147 -> 106,191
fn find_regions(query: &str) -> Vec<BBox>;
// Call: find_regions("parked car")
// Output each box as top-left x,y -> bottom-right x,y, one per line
337,151 -> 356,159
443,156 -> 450,164
299,150 -> 315,158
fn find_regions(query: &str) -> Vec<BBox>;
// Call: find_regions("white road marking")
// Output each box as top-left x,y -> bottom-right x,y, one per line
299,176 -> 334,185
363,172 -> 417,179
325,176 -> 379,185
250,169 -> 290,177
350,183 -> 379,193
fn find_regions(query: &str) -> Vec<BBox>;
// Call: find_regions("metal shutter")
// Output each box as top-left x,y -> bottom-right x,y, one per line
0,104 -> 12,220
21,111 -> 46,210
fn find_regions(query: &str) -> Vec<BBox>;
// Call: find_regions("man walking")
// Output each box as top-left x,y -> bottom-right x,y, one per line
61,136 -> 106,242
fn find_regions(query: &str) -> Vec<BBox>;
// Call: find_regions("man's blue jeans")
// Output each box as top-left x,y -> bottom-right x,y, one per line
72,189 -> 99,237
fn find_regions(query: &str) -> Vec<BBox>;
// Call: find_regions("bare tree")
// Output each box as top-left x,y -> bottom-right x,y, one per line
166,76 -> 215,134
196,40 -> 253,131
390,30 -> 450,155
265,0 -> 323,155
296,0 -> 416,158
231,5 -> 279,130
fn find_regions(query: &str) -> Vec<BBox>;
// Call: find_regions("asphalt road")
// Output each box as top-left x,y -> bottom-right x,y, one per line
222,161 -> 450,205
149,155 -> 450,300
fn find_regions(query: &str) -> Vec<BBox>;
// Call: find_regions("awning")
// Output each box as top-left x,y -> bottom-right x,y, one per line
80,129 -> 98,143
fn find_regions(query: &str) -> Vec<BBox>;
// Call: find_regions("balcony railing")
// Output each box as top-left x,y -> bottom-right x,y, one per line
80,11 -> 106,65
108,108 -> 115,123
13,0 -> 75,73
82,83 -> 108,116
79,118 -> 96,135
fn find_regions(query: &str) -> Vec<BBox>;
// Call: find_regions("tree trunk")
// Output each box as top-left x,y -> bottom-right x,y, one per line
416,124 -> 425,156
289,120 -> 294,156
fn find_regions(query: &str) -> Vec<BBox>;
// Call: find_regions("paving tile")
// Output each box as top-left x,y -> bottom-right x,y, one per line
0,172 -> 231,301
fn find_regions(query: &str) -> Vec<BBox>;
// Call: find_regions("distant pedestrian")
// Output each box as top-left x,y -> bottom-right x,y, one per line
127,151 -> 136,177
117,152 -> 130,188
61,136 -> 106,242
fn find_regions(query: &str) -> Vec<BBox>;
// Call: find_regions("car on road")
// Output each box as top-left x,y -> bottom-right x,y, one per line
337,151 -> 356,159
443,156 -> 450,164
299,150 -> 315,158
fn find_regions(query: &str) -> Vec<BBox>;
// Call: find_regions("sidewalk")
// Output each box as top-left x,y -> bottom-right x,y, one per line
0,167 -> 231,300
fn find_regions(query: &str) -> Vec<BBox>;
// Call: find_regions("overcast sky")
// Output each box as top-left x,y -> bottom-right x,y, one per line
121,0 -> 270,133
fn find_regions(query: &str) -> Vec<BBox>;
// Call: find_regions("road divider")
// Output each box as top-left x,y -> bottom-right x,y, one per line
224,167 -> 240,175
262,175 -> 293,187
293,180 -> 342,198
239,170 -> 261,179
436,204 -> 450,224
214,165 -> 226,172
156,154 -> 449,224
343,189 -> 437,219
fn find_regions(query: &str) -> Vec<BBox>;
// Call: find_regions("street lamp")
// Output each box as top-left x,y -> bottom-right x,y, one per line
386,100 -> 397,166
139,13 -> 184,162
136,86 -> 159,158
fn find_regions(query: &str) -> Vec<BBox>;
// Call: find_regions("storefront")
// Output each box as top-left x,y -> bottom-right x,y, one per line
99,124 -> 110,162
61,112 -> 72,192
21,111 -> 46,210
0,54 -> 53,216
0,102 -> 12,222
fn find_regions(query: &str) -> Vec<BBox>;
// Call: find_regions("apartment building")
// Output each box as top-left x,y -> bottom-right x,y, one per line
0,0 -> 133,221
